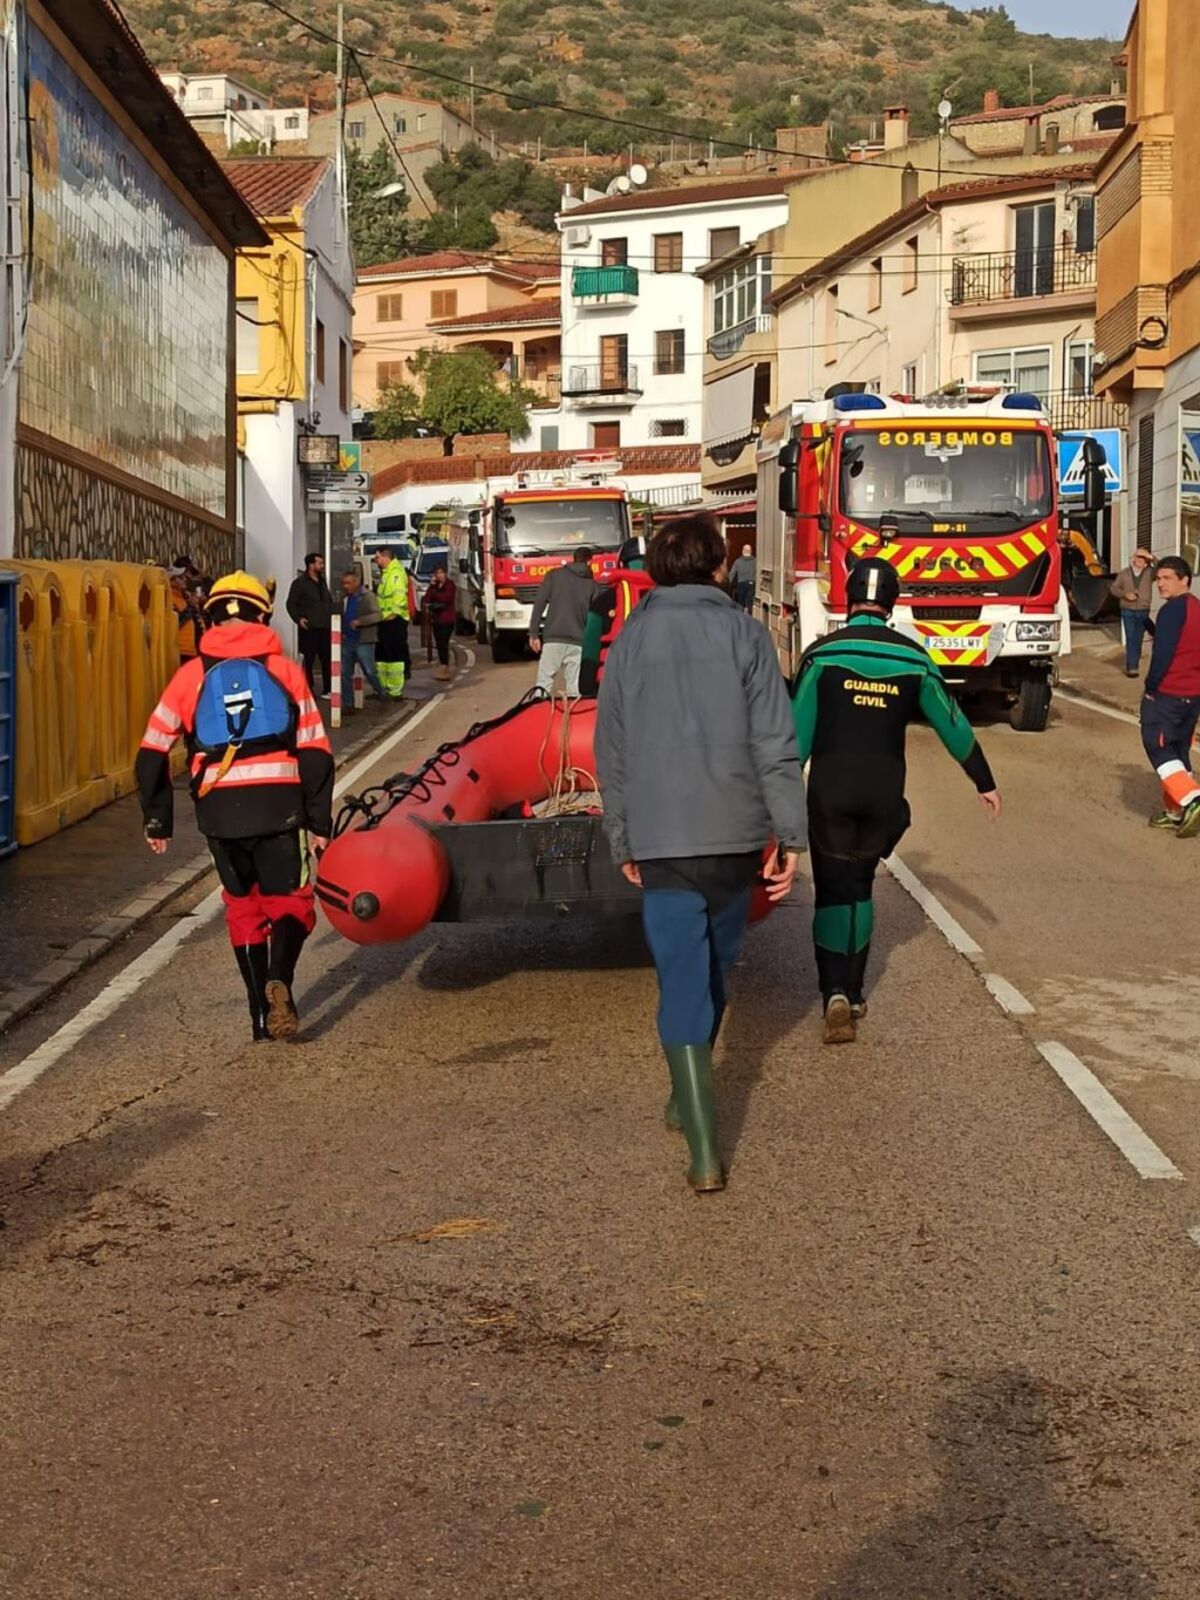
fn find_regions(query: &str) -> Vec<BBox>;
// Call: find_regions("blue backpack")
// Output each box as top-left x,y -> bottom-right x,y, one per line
194,657 -> 295,759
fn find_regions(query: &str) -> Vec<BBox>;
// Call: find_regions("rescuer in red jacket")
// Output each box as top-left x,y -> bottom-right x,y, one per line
136,571 -> 334,1042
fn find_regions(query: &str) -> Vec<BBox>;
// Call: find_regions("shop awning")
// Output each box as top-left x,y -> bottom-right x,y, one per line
703,366 -> 755,450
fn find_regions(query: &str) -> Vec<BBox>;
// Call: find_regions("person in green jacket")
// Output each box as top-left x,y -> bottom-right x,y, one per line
791,558 -> 1002,1045
373,546 -> 410,699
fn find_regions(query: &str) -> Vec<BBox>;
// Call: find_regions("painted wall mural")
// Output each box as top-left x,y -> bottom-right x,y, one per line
22,23 -> 229,520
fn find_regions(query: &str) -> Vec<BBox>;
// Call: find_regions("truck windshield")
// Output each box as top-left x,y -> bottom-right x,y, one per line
839,427 -> 1053,529
494,496 -> 628,556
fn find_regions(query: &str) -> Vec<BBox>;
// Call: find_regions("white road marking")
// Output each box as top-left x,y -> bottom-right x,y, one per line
982,973 -> 1035,1015
884,853 -> 983,959
1056,688 -> 1141,728
887,844 -> 1184,1183
0,694 -> 451,1115
1035,1041 -> 1183,1181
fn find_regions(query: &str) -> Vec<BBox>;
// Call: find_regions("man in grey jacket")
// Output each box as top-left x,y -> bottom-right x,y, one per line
340,569 -> 385,702
529,547 -> 600,697
595,513 -> 805,1194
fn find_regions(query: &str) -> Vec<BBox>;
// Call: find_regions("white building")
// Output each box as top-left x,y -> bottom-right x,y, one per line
222,157 -> 354,642
159,72 -> 309,149
556,177 -> 794,453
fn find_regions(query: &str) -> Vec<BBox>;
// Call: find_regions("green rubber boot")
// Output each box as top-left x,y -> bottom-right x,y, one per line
663,1045 -> 724,1192
663,1093 -> 682,1132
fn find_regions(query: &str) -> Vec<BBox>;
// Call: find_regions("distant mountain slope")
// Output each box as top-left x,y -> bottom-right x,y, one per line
127,0 -> 1117,155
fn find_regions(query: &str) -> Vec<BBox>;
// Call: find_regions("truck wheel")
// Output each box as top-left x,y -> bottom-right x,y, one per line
491,631 -> 512,664
475,612 -> 489,646
1009,674 -> 1051,732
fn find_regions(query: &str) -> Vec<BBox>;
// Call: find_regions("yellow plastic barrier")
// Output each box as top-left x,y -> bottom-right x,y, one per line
0,559 -> 186,845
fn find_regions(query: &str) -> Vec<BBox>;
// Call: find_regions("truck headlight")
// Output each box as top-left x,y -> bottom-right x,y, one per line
1014,620 -> 1059,642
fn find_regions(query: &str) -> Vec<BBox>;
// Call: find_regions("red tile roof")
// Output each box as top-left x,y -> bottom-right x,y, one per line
358,251 -> 558,282
432,298 -> 561,331
561,172 -> 810,220
951,93 -> 1119,127
220,157 -> 329,216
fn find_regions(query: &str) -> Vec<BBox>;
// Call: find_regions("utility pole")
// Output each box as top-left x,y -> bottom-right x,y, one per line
470,66 -> 476,136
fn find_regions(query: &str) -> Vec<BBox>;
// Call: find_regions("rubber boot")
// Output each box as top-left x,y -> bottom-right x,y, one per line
663,1045 -> 724,1192
667,1003 -> 724,1132
233,943 -> 270,1042
265,916 -> 307,1040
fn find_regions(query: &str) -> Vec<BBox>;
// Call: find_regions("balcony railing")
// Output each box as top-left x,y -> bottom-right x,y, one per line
561,363 -> 641,397
572,265 -> 640,300
1042,389 -> 1129,433
950,246 -> 1096,307
707,312 -> 774,360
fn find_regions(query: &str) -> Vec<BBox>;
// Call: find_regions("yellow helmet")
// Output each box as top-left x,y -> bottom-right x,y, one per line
204,570 -> 272,617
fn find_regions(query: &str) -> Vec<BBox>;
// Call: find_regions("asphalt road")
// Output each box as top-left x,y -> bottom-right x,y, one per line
2,660 -> 1199,1599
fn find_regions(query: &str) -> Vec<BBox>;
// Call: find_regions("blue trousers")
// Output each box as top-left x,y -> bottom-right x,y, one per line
640,887 -> 751,1047
1122,609 -> 1151,672
342,637 -> 385,700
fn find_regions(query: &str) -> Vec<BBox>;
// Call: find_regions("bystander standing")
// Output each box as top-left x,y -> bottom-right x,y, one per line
729,544 -> 756,612
1110,547 -> 1155,677
339,570 -> 385,703
286,552 -> 334,696
424,564 -> 459,682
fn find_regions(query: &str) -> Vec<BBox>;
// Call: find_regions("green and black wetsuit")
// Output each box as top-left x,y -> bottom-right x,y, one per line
791,614 -> 995,1005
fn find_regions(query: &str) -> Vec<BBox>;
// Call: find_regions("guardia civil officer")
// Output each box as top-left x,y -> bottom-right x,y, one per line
791,558 -> 1001,1045
136,571 -> 334,1042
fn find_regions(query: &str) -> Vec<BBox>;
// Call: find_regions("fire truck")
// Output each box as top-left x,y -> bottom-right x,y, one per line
755,390 -> 1104,733
449,456 -> 632,663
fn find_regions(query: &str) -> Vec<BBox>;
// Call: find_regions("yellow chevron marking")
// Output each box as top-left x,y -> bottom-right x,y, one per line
998,541 -> 1024,566
966,545 -> 1006,577
1021,532 -> 1044,555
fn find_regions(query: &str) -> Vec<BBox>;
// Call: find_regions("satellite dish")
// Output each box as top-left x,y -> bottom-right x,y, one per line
616,174 -> 632,192
629,162 -> 648,186
937,98 -> 953,122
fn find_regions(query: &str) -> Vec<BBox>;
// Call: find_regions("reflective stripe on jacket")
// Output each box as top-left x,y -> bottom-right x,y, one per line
377,561 -> 410,622
136,621 -> 334,842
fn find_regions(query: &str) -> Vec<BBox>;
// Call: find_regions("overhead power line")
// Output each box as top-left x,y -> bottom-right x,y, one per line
250,0 -> 1098,188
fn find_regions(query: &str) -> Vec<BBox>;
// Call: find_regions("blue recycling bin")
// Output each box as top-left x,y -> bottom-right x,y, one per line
0,571 -> 16,855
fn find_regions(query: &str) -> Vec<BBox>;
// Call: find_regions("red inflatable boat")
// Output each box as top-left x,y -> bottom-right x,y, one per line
315,693 -> 775,945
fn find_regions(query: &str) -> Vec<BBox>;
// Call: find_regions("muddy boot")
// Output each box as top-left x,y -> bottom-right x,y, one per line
822,993 -> 856,1045
233,944 -> 270,1041
663,1045 -> 724,1192
265,916 -> 308,1040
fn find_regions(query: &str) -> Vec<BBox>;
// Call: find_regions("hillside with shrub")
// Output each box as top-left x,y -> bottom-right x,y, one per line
128,1 -> 1118,160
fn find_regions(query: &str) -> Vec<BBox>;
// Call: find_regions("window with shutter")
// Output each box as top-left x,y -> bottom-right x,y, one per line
654,233 -> 684,273
654,330 -> 685,375
431,290 -> 459,319
709,227 -> 740,260
378,293 -> 404,323
377,361 -> 408,388
601,238 -> 628,266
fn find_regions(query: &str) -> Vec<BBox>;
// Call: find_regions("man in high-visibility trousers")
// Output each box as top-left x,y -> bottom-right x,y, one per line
374,545 -> 410,699
136,571 -> 334,1042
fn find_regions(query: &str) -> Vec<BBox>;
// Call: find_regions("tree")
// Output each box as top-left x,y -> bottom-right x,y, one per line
373,347 -> 537,451
346,143 -> 419,268
421,204 -> 500,250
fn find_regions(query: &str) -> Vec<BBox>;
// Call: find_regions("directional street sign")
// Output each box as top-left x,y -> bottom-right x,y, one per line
308,488 -> 373,512
321,470 -> 371,491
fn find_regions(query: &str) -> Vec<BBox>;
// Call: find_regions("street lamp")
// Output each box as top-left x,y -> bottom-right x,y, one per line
372,181 -> 406,200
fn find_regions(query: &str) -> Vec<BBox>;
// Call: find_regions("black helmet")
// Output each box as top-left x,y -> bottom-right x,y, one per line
846,557 -> 900,614
618,535 -> 647,567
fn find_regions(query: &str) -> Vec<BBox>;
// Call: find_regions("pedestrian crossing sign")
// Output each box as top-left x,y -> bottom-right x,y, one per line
1058,429 -> 1123,498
